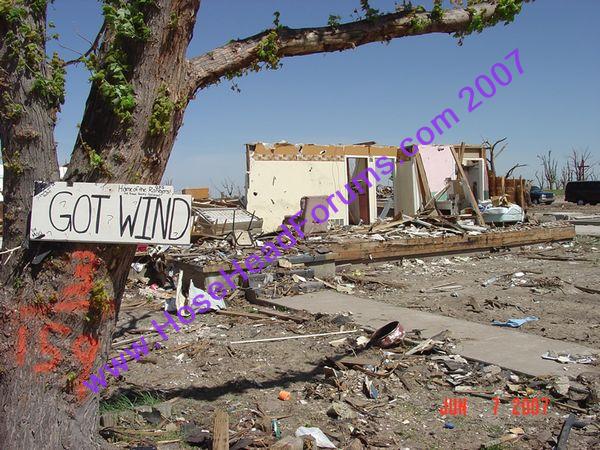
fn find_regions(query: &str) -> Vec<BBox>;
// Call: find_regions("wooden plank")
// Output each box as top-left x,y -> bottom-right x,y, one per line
212,409 -> 229,450
251,306 -> 308,323
458,142 -> 465,164
328,226 -> 575,263
216,308 -> 307,323
520,178 -> 525,208
194,226 -> 575,273
414,153 -> 433,209
450,145 -> 486,226
421,183 -> 450,212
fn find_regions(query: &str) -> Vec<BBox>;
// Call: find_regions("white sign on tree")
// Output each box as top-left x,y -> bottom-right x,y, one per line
30,182 -> 192,244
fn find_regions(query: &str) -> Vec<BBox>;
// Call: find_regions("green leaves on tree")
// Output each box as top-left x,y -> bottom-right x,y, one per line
84,0 -> 155,123
148,85 -> 175,136
256,30 -> 281,70
460,0 -> 523,40
359,0 -> 380,21
85,48 -> 136,123
0,0 -> 65,110
431,0 -> 443,21
409,16 -> 429,33
33,52 -> 66,106
102,0 -> 153,41
0,93 -> 24,121
327,14 -> 341,28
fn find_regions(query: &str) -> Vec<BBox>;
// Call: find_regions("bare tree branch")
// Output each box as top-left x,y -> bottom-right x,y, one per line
534,170 -> 545,189
64,22 -> 106,66
559,163 -> 571,189
187,2 -> 515,95
505,163 -> 527,179
482,136 -> 507,175
495,143 -> 509,159
568,147 -> 596,182
537,150 -> 558,190
218,177 -> 242,198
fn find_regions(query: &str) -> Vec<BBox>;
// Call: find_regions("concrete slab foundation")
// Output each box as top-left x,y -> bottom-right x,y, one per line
261,291 -> 599,378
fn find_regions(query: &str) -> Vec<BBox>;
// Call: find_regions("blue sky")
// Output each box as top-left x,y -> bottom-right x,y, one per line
48,0 -> 600,191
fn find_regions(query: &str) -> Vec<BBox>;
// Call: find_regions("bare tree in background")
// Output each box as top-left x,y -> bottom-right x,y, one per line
558,163 -> 572,190
505,163 -> 527,179
534,170 -> 545,189
568,148 -> 596,181
537,150 -> 558,190
217,177 -> 243,198
482,137 -> 508,176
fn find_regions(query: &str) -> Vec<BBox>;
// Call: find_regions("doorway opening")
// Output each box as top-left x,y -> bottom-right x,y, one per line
346,157 -> 370,225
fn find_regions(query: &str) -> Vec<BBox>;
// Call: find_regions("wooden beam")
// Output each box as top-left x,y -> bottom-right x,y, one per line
414,153 -> 433,209
192,226 -> 575,273
450,145 -> 486,226
458,141 -> 465,164
212,409 -> 229,450
327,226 -> 575,264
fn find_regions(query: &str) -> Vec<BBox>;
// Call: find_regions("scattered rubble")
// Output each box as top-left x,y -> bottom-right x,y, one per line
100,195 -> 599,449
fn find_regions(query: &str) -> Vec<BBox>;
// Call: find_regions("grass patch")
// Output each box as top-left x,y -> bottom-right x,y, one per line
100,391 -> 163,414
485,423 -> 504,438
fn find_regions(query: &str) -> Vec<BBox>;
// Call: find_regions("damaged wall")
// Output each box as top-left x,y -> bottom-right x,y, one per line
245,142 -> 485,229
246,156 -> 348,232
245,143 -> 399,232
394,144 -> 488,216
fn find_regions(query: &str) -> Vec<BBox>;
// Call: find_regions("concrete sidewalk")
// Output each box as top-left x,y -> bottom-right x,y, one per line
262,291 -> 599,378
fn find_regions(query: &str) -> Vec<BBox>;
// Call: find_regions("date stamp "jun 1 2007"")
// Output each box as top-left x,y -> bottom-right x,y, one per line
439,397 -> 550,417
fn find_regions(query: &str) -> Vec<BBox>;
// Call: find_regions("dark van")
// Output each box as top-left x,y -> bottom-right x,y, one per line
565,181 -> 600,205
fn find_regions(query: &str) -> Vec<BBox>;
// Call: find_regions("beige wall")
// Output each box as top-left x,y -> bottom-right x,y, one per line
394,159 -> 420,216
246,157 -> 349,232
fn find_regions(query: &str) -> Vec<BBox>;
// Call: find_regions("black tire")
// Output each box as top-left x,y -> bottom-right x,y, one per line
577,200 -> 585,206
533,199 -> 539,205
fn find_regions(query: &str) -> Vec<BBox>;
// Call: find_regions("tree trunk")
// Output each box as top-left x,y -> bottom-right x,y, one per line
489,150 -> 496,177
0,3 -> 60,278
0,1 -> 200,448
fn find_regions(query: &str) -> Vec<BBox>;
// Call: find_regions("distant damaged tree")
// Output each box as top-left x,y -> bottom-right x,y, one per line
534,170 -> 545,189
218,177 -> 243,198
0,1 -> 528,447
482,137 -> 508,176
558,163 -> 572,190
537,150 -> 558,190
505,163 -> 527,179
568,148 -> 596,181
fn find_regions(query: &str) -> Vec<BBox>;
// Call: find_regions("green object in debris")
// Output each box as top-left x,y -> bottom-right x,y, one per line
272,418 -> 281,438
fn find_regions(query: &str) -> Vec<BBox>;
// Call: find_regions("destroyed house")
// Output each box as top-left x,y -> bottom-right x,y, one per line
245,142 -> 488,232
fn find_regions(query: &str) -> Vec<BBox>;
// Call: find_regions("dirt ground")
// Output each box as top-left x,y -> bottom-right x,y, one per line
350,234 -> 600,348
98,204 -> 600,449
